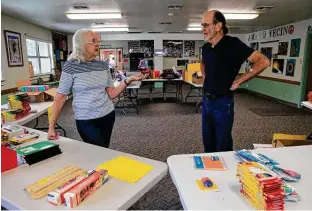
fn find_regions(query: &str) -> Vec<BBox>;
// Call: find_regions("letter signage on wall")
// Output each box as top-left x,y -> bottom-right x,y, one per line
248,25 -> 295,41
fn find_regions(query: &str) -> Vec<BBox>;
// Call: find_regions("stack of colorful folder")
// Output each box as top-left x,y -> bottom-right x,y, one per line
237,162 -> 285,210
1,93 -> 31,123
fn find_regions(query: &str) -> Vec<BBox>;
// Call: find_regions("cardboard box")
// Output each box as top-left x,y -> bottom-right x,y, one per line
272,133 -> 312,147
192,72 -> 203,84
18,88 -> 56,102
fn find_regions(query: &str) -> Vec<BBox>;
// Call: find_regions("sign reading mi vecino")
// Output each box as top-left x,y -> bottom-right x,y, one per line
248,24 -> 295,41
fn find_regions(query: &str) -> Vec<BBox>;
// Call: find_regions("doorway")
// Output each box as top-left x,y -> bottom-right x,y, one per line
99,48 -> 123,71
302,33 -> 312,101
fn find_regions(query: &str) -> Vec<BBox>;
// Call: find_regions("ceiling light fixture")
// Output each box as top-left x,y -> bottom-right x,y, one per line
187,27 -> 202,31
66,13 -> 122,19
224,13 -> 259,19
91,24 -> 128,28
91,27 -> 129,32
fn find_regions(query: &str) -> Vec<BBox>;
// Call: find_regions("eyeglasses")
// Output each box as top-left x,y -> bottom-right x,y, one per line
201,16 -> 219,28
86,38 -> 99,44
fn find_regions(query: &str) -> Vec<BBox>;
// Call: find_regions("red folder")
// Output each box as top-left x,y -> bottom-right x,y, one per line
1,146 -> 18,173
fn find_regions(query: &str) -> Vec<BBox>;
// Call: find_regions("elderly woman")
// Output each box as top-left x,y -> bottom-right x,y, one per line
48,29 -> 146,148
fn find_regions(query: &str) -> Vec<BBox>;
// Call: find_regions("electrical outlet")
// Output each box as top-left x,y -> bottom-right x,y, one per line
285,93 -> 288,98
246,84 -> 249,88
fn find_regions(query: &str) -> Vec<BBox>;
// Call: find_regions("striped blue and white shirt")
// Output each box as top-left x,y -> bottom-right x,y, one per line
57,60 -> 114,120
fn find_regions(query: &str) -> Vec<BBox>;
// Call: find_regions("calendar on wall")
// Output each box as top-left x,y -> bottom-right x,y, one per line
163,40 -> 183,58
128,41 -> 140,53
184,41 -> 195,57
140,40 -> 154,58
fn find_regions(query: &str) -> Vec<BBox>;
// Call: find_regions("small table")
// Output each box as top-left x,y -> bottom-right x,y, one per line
142,78 -> 183,101
184,80 -> 203,112
114,83 -> 141,114
167,146 -> 312,210
1,102 -> 66,136
1,127 -> 168,210
301,101 -> 312,110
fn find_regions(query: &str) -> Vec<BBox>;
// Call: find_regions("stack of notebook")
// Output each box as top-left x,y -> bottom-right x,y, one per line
16,141 -> 62,165
237,162 -> 284,210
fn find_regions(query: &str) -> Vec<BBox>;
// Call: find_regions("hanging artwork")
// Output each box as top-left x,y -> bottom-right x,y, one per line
163,40 -> 183,58
260,47 -> 273,60
278,42 -> 289,55
184,40 -> 195,57
140,40 -> 154,57
250,42 -> 259,51
286,59 -> 296,77
272,59 -> 284,74
4,30 -> 24,67
290,38 -> 301,57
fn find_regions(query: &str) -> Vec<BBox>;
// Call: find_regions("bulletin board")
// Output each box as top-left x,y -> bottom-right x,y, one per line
140,40 -> 154,58
163,40 -> 183,58
184,41 -> 195,57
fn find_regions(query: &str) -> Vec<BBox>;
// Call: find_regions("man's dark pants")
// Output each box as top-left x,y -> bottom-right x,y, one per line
202,94 -> 234,152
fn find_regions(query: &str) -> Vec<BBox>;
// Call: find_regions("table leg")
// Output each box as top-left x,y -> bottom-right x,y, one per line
184,85 -> 193,103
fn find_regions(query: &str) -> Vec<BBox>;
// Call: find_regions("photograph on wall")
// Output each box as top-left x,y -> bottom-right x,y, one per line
286,59 -> 296,77
272,59 -> 284,74
184,40 -> 195,57
250,42 -> 259,51
290,38 -> 301,57
4,30 -> 23,67
140,40 -> 154,57
278,42 -> 289,55
260,47 -> 272,60
163,40 -> 183,58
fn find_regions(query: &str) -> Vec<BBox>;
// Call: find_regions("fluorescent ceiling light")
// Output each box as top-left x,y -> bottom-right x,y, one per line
66,13 -> 122,19
224,13 -> 259,19
92,27 -> 129,32
187,27 -> 202,31
188,24 -> 201,27
91,24 -> 128,28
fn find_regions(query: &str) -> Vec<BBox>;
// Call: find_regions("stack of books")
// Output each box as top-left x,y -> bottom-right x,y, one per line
2,93 -> 31,122
237,162 -> 285,210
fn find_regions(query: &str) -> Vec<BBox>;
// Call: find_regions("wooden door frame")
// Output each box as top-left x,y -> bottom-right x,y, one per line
299,31 -> 312,107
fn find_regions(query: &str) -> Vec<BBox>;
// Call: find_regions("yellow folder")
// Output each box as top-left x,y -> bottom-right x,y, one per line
97,156 -> 154,183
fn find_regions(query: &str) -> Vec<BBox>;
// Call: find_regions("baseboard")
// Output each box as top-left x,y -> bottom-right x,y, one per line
237,89 -> 298,108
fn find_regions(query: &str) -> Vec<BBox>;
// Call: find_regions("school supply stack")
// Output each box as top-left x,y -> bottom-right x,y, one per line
48,169 -> 108,207
1,125 -> 25,139
25,166 -> 86,199
19,85 -> 50,93
1,93 -> 31,123
16,141 -> 62,165
193,155 -> 227,170
237,162 -> 285,210
235,150 -> 301,203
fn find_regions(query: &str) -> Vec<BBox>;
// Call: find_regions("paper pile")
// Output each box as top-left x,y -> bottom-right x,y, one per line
237,162 -> 285,210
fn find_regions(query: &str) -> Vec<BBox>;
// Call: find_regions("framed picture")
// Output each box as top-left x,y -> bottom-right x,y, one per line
290,38 -> 301,57
4,30 -> 24,67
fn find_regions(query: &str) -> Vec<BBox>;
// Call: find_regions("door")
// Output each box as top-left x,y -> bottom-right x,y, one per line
304,33 -> 312,100
99,48 -> 123,71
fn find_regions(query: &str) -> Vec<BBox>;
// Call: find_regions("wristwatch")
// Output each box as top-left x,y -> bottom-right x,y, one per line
124,79 -> 130,86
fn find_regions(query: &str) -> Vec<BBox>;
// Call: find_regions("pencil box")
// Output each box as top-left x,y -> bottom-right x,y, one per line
47,169 -> 96,206
64,169 -> 109,208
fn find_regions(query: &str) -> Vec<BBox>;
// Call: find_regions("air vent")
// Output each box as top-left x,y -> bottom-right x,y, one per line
148,31 -> 162,33
72,4 -> 90,10
159,22 -> 172,25
253,5 -> 274,12
167,4 -> 184,10
93,22 -> 105,25
127,32 -> 142,34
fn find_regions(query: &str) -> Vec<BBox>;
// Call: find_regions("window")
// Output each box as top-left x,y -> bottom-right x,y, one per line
26,38 -> 54,74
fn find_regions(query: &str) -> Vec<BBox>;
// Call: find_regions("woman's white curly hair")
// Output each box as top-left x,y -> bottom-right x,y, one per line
67,28 -> 94,62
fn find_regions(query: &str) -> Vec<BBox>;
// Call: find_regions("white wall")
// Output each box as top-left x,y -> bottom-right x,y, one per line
100,33 -> 245,70
1,15 -> 52,90
245,18 -> 312,83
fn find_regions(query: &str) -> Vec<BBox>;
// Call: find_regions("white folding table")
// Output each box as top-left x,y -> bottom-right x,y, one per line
1,101 -> 66,136
184,80 -> 203,112
167,146 -> 312,210
1,127 -> 168,210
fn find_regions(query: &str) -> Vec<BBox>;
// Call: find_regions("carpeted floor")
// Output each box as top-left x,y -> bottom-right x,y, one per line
25,86 -> 312,210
